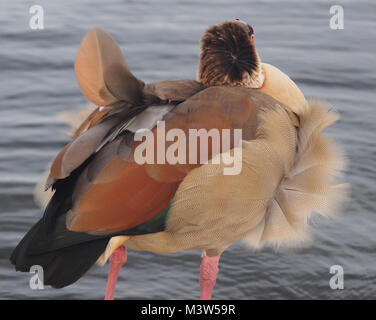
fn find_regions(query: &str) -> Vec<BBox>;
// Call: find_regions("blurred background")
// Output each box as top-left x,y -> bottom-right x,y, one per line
0,0 -> 375,299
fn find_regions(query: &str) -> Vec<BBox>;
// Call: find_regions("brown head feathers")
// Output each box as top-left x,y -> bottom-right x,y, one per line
198,19 -> 264,89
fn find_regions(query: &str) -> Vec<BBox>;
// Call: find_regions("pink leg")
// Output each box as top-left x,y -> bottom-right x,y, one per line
199,255 -> 220,300
104,246 -> 127,300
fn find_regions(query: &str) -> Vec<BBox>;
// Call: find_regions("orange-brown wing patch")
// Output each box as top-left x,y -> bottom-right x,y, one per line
50,142 -> 73,179
67,160 -> 179,234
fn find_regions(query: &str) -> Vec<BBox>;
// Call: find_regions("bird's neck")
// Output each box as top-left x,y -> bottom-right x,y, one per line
198,48 -> 265,89
238,49 -> 264,89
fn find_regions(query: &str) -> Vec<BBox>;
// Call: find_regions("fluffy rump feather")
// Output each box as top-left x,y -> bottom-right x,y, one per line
243,99 -> 349,248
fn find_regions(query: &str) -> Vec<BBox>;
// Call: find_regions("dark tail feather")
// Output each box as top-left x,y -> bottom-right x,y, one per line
10,217 -> 109,288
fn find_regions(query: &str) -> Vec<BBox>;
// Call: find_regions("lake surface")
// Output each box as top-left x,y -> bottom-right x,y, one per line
0,0 -> 375,299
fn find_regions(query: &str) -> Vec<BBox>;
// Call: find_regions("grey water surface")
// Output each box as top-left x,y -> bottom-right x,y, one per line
0,0 -> 375,299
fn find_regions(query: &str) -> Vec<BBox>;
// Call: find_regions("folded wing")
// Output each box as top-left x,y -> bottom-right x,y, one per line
65,87 -> 278,234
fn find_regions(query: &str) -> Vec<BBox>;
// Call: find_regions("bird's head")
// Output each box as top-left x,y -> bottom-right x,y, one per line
198,19 -> 264,89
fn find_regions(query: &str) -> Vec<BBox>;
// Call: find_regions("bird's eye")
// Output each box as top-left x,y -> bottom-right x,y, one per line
247,24 -> 254,38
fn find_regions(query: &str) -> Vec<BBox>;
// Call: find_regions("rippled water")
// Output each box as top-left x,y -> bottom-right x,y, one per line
1,0 -> 375,299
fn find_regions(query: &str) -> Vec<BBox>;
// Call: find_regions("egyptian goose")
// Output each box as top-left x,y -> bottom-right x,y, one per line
11,20 -> 347,300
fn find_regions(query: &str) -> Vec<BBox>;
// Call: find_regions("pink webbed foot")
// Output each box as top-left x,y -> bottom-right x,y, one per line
199,255 -> 220,300
104,246 -> 127,300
